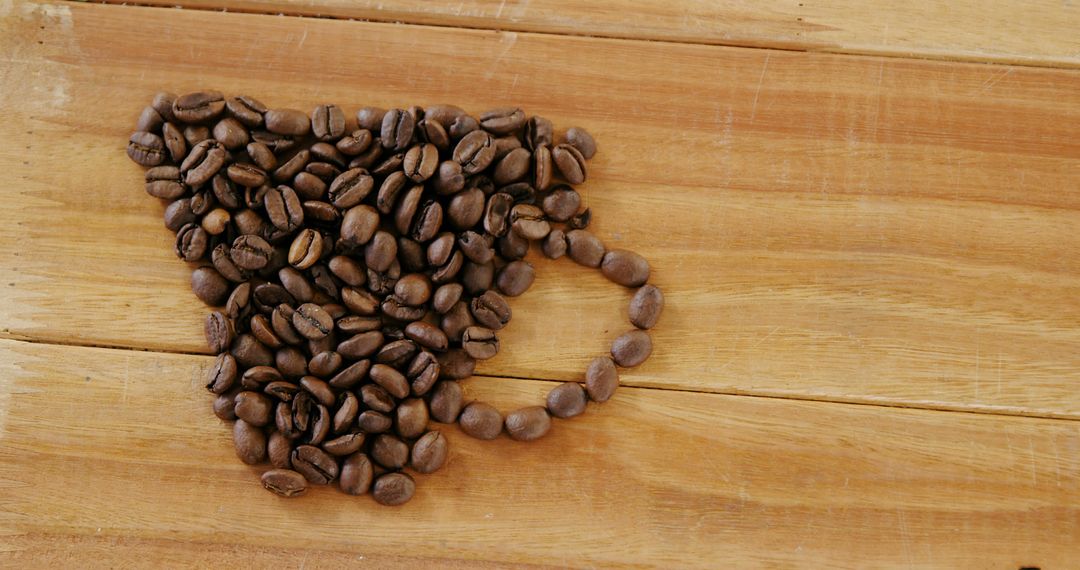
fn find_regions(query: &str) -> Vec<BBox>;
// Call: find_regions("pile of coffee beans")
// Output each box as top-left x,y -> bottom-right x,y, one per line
127,91 -> 663,505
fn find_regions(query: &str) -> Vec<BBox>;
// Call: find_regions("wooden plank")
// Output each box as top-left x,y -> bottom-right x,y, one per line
108,0 -> 1080,69
2,2 -> 1080,417
1,339 -> 1077,567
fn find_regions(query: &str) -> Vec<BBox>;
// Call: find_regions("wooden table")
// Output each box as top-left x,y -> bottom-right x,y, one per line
2,1 -> 1079,567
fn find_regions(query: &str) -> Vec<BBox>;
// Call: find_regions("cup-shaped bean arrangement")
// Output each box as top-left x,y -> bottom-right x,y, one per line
127,93 -> 664,505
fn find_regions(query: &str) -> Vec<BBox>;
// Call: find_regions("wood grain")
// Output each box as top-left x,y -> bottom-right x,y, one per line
1,338 -> 1077,568
2,2 -> 1080,418
108,0 -> 1080,69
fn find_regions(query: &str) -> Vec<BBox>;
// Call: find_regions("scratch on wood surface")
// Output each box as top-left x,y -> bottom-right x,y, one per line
494,0 -> 507,19
748,54 -> 770,123
974,68 -> 1013,94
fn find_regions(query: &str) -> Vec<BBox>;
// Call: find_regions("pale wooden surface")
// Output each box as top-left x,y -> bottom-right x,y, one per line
2,1 -> 1080,567
1,339 -> 1077,568
110,0 -> 1080,69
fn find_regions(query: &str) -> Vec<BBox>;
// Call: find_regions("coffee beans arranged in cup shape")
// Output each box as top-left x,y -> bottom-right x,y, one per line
127,94 -> 662,505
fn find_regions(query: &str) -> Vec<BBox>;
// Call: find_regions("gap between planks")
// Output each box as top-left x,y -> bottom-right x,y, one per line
7,334 -> 1079,424
94,0 -> 1078,72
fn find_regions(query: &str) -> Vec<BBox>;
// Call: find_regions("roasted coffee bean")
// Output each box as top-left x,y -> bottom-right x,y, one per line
291,444 -> 338,484
251,129 -> 297,154
430,250 -> 464,284
459,401 -> 503,440
505,406 -> 551,442
212,117 -> 248,150
264,108 -> 311,137
263,185 -> 303,232
461,261 -> 494,296
566,229 -> 605,268
173,90 -> 225,123
181,139 -> 228,188
480,107 -> 526,135
163,198 -> 196,232
533,144 -> 553,191
201,208 -> 231,235
508,205 -> 548,241
449,113 -> 480,140
252,283 -> 295,314
242,365 -> 284,389
542,229 -> 567,259
306,160 -> 342,181
205,311 -> 235,354
417,118 -> 450,152
500,181 -> 536,205
483,192 -> 513,237
371,434 -> 409,469
337,330 -> 384,360
232,208 -> 267,237
328,255 -> 366,287
611,330 -> 652,367
392,184 -> 423,236
585,356 -> 619,402
189,188 -> 216,217
372,152 -> 406,177
437,348 -> 476,380
552,143 -> 587,184
268,304 -> 300,345
145,166 -> 184,200
411,431 -> 448,474
341,286 -> 379,315
380,108 -> 415,152
339,452 -> 374,495
183,124 -> 211,146
547,382 -> 587,418
493,135 -> 522,161
446,187 -> 485,230
340,205 -> 380,247
440,301 -> 476,342
160,122 -> 186,162
175,223 -> 208,262
232,333 -> 274,368
629,284 -> 664,330
205,352 -> 238,394
405,321 -> 448,352
453,130 -> 496,175
297,376 -> 334,408
222,95 -> 266,128
231,234 -> 273,270
251,314 -> 285,348
328,359 -> 371,390
308,402 -> 332,445
411,200 -> 443,242
364,231 -> 397,273
235,390 -> 274,426
273,150 -> 310,183
266,381 -> 300,402
383,297 -> 428,322
369,363 -> 409,399
337,315 -> 381,336
311,104 -> 346,141
327,168 -> 374,209
432,283 -> 463,314
336,129 -> 373,156
457,231 -> 494,265
356,106 -> 387,131
244,144 -> 277,175
564,126 -> 597,159
127,131 -> 166,166
406,351 -> 440,396
191,266 -> 230,305
225,163 -> 266,189
567,207 -> 592,230
277,346 -> 310,377
306,350 -> 342,378
424,104 -> 466,129
323,432 -> 365,457
375,339 -> 418,369
267,431 -> 294,470
492,148 -> 531,185
372,472 -> 415,506
277,267 -> 314,303
601,249 -> 650,287
541,185 -> 581,222
288,229 -> 323,270
131,107 -> 159,136
395,398 -> 429,439
293,172 -> 327,201
358,385 -> 394,416
212,246 -> 248,285
495,261 -> 534,297
429,380 -> 463,423
150,91 -> 177,122
225,282 -> 253,322
402,143 -> 438,182
524,116 -> 553,150
292,303 -> 333,340
233,419 -> 267,465
470,290 -> 511,330
428,161 -> 465,197
461,326 -> 499,360
393,273 -> 432,306
213,390 -> 239,421
262,468 -> 308,498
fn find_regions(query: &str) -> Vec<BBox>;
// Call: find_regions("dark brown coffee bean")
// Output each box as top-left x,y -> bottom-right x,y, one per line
291,444 -> 338,484
402,143 -> 438,182
328,359 -> 370,390
205,352 -> 238,394
210,245 -> 246,284
233,419 -> 267,465
356,385 -> 393,416
457,231 -> 494,264
212,117 -> 248,150
339,452 -> 374,495
446,187 -> 485,230
453,130 -> 496,175
406,351 -> 439,396
252,283 -> 295,314
542,229 -> 567,259
524,116 -> 553,150
223,95 -> 266,127
432,283 -> 463,314
231,234 -> 273,270
183,124 -> 211,146
462,260 -> 495,296
547,382 -> 587,418
337,315 -> 381,336
292,172 -> 327,201
310,104 -> 346,141
461,326 -> 499,360
232,333 -> 274,368
628,284 -> 664,330
295,377 -> 333,409
189,188 -> 216,217
492,148 -> 531,185
232,208 -> 267,237
251,129 -> 298,154
601,249 -> 650,287
326,255 -> 365,287
405,321 -> 448,352
336,129 -> 373,156
341,286 -> 379,315
173,90 -> 225,123
214,391 -> 239,421
268,431 -> 294,469
566,229 -> 605,268
163,199 -> 195,232
470,290 -> 511,330
273,149 -> 310,183
264,108 -> 311,137
291,303 -> 332,340
340,205 -> 380,247
224,163 -> 266,189
277,346 -> 310,377
392,184 -> 423,236
261,185 -> 302,233
127,131 -> 166,166
242,365 -> 284,389
372,472 -> 415,506
200,208 -> 230,236
204,311 -> 235,354
144,166 -> 184,199
390,273 -> 430,306
586,356 -> 619,402
267,305 -> 299,345
449,114 -> 480,140
494,260 -> 533,297
337,330 -> 384,360
493,135 -> 522,161
162,123 -> 187,162
411,200 -> 443,243
302,350 -> 339,379
564,126 -> 597,159
479,107 -> 525,135
440,301 -> 476,343
243,144 -> 276,175
416,118 -> 450,152
541,185 -> 581,222
611,330 -> 653,367
429,380 -> 463,423
375,339 -> 418,369
287,229 -> 323,270
533,144 -> 553,191
424,104 -> 466,129
431,250 -> 464,285
225,282 -> 253,322
191,266 -> 229,306
181,139 -> 228,188
266,381 -> 300,402
356,107 -> 387,131
369,363 -> 409,399
250,314 -> 284,348
175,223 -> 208,262
311,404 -> 335,445
410,431 -> 448,474
327,168 -> 373,209
151,91 -> 177,122
552,143 -> 587,184
235,391 -> 274,426
507,205 -> 548,241
505,406 -> 551,441
260,468 -> 306,497
459,401 -> 502,440
321,432 -> 364,457
292,392 -> 313,433
395,398 -> 429,439
483,192 -> 513,237
364,231 -> 397,272
371,434 -> 409,470
380,108 -> 415,152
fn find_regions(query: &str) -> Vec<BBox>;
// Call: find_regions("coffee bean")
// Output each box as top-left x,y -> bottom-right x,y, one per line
432,283 -> 462,314
175,223 -> 208,262
492,147 -> 531,185
430,250 -> 464,284
233,419 -> 267,465
430,160 -> 465,195
470,290 -> 511,330
533,145 -> 553,191
277,346 -> 310,377
181,139 -> 229,188
585,356 -> 619,402
483,192 -> 513,237
336,130 -> 373,157
629,284 -> 666,331
406,351 -> 440,396
611,330 -> 652,367
380,108 -> 415,152
290,303 -> 332,341
204,312 -> 235,355
143,166 -> 183,200
183,124 -> 211,146
173,90 -> 225,123
205,352 -> 238,394
235,390 -> 274,426
127,131 -> 166,166
291,444 -> 338,484
311,104 -> 346,141
356,107 -> 387,131
449,114 -> 480,140
242,365 -> 284,389
505,406 -> 551,441
542,229 -> 567,259
229,235 -> 272,272
405,321 -> 448,352
232,333 -> 274,368
260,468 -> 307,497
547,382 -> 587,418
326,168 -> 373,209
273,150 -> 309,183
268,431 -> 294,469
411,200 -> 444,242
189,267 -> 229,306
252,283 -> 295,314
437,348 -> 476,380
509,204 -> 550,240
522,115 -> 553,150
566,229 -> 605,268
340,205 -> 380,247
410,431 -> 448,474
369,363 -> 410,399
265,108 -> 311,137
211,117 -> 248,150
200,208 -> 231,236
446,187 -> 485,230
150,91 -> 177,122
567,207 -> 592,230
461,326 -> 499,360
479,107 -> 526,135
564,127 -> 597,159
372,472 -> 415,506
364,231 -> 397,272
214,391 -> 239,421
459,401 -> 503,440
371,434 -> 409,469
541,185 -> 580,222
394,273 -> 432,306
163,198 -> 195,232
457,230 -> 494,264
601,249 -> 650,287
293,171 -> 327,201
338,452 -> 374,495
287,229 -> 323,270
427,381 -> 462,424
453,130 -> 496,175
425,104 -> 466,130
403,143 -> 439,182
395,398 -> 429,439
552,143 -> 587,184
322,432 -> 365,457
